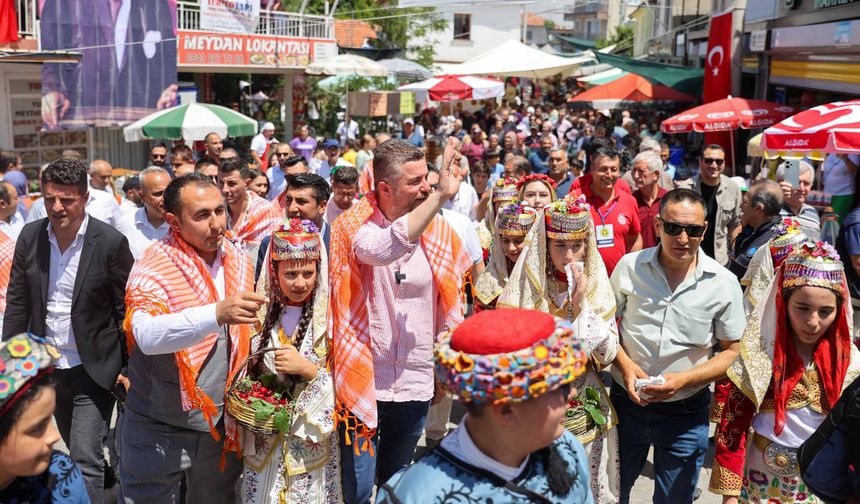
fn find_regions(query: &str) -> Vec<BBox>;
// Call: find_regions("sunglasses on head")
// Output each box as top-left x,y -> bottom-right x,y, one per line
659,218 -> 705,237
702,157 -> 725,166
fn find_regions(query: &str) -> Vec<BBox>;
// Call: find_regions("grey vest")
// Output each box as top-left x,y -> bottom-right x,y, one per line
126,330 -> 229,432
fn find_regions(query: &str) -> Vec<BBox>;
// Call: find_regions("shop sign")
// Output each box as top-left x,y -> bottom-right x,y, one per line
178,31 -> 337,68
201,0 -> 260,34
815,0 -> 858,8
750,30 -> 767,52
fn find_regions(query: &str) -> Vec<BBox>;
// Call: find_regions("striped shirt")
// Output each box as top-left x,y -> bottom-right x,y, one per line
354,208 -> 442,403
779,204 -> 820,241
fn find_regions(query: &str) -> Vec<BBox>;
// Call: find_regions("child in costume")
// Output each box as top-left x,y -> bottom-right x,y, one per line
240,218 -> 341,503
474,202 -> 537,311
710,241 -> 860,503
376,309 -> 594,503
498,195 -> 621,503
477,177 -> 519,255
0,334 -> 89,503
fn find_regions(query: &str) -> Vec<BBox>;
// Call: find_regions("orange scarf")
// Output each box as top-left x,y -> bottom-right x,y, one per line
123,230 -> 254,455
0,230 -> 13,314
328,192 -> 470,453
231,191 -> 280,245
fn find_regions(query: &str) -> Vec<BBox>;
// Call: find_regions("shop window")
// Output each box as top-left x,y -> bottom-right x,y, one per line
454,14 -> 471,41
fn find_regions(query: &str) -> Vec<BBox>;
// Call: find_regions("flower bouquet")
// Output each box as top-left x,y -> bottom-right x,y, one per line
563,386 -> 606,437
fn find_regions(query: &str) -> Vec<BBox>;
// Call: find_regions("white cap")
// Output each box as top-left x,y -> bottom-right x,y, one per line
261,122 -> 275,132
527,106 -> 535,114
598,109 -> 611,118
403,118 -> 415,125
730,176 -> 748,191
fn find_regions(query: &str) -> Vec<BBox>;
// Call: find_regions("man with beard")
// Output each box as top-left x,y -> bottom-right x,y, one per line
330,138 -> 472,504
217,157 -> 279,260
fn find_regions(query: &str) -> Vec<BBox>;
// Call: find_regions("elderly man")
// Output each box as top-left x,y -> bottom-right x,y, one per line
0,181 -> 22,240
632,151 -> 668,249
610,189 -> 746,504
546,147 -> 573,198
4,159 -> 133,501
376,310 -> 593,503
729,179 -> 784,280
330,138 -> 472,504
116,167 -> 171,259
87,160 -> 122,227
120,173 -> 265,503
777,160 -> 820,240
250,121 -> 277,171
677,144 -> 742,267
527,136 -> 553,175
623,138 -> 674,191
572,146 -> 642,275
265,143 -> 296,201
204,132 -> 223,161
218,157 -> 280,258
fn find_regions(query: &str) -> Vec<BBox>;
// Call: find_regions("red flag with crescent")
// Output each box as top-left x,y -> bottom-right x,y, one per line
703,10 -> 733,169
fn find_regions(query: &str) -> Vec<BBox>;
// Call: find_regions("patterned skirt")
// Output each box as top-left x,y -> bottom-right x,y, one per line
740,451 -> 822,504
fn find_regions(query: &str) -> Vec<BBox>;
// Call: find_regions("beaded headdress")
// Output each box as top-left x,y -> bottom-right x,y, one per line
782,241 -> 844,293
435,309 -> 587,405
496,202 -> 538,238
0,334 -> 58,413
544,195 -> 591,241
769,217 -> 807,266
516,173 -> 558,191
270,218 -> 321,262
491,176 -> 519,206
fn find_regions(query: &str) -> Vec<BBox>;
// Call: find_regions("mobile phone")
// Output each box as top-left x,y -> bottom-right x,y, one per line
112,382 -> 127,404
784,160 -> 800,187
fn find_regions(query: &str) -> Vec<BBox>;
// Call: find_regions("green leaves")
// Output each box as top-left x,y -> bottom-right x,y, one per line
583,404 -> 607,426
274,408 -> 292,433
252,398 -> 276,421
585,386 -> 601,404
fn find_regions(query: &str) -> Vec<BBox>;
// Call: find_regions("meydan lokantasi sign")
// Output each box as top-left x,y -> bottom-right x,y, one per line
201,0 -> 260,34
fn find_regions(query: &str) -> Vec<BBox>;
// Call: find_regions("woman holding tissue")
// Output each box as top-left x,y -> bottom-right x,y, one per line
710,241 -> 860,503
240,218 -> 341,503
498,194 -> 621,503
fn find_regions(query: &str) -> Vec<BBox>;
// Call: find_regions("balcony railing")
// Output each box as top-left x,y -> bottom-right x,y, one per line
16,0 -> 37,39
177,1 -> 334,40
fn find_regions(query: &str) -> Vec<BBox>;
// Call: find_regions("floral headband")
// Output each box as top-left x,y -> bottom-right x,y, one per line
782,241 -> 844,293
270,218 -> 321,262
544,195 -> 591,241
496,202 -> 538,238
434,318 -> 587,405
0,334 -> 58,414
516,173 -> 558,191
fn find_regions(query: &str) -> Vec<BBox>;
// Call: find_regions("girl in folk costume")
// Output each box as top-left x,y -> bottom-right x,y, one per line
241,218 -> 341,504
516,173 -> 558,211
477,177 -> 519,254
474,202 -> 537,311
497,195 -> 621,503
709,241 -> 860,503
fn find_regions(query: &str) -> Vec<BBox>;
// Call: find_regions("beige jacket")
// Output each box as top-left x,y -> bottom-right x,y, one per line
676,174 -> 742,266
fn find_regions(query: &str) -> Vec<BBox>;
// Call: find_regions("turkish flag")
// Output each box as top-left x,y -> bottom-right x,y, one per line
704,10 -> 734,172
0,0 -> 18,44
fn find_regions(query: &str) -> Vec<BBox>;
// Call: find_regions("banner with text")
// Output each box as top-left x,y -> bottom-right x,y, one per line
178,31 -> 337,69
201,0 -> 260,34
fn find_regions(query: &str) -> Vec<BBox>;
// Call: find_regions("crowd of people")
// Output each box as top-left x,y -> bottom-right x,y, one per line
1,98 -> 860,504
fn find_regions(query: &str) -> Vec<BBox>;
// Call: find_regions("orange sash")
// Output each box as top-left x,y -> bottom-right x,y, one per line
231,191 -> 280,245
328,192 -> 471,452
0,230 -> 14,314
123,230 -> 254,455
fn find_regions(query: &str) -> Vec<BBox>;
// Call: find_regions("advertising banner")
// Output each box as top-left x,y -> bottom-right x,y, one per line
201,0 -> 260,34
178,30 -> 337,69
40,0 -> 178,131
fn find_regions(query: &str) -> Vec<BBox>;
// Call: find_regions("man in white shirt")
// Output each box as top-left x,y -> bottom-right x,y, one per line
86,160 -> 122,227
117,167 -> 171,259
0,181 -> 23,240
250,122 -> 277,170
823,153 -> 860,219
336,112 -> 359,146
119,175 -> 142,215
266,146 -> 304,202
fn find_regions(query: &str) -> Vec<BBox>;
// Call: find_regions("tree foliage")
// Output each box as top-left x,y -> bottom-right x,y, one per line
596,24 -> 633,56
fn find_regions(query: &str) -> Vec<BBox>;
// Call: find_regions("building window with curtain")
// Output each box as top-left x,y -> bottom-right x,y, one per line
454,14 -> 471,41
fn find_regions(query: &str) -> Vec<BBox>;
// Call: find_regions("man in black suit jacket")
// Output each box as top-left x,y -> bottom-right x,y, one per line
3,158 -> 133,502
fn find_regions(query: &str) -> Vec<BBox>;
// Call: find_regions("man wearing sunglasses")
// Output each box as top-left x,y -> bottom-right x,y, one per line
677,144 -> 742,267
609,188 -> 745,504
729,179 -> 784,280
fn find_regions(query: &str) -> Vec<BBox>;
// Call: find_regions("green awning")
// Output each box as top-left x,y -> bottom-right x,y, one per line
554,34 -> 598,51
593,52 -> 703,95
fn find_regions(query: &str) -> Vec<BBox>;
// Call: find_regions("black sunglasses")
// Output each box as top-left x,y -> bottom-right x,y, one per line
659,218 -> 705,237
701,157 -> 725,166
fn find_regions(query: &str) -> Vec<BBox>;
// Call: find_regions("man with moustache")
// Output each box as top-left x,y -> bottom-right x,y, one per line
330,138 -> 472,504
632,151 -> 668,249
119,173 -> 266,502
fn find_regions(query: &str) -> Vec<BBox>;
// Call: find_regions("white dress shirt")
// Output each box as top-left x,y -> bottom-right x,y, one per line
26,198 -> 46,223
443,182 -> 479,222
0,211 -> 25,241
45,215 -> 89,368
120,198 -> 139,215
131,254 -> 225,355
86,188 -> 122,228
116,207 -> 169,259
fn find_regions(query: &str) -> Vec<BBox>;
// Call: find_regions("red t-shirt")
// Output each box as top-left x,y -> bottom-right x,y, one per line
634,187 -> 668,249
573,182 -> 641,276
569,173 -> 632,195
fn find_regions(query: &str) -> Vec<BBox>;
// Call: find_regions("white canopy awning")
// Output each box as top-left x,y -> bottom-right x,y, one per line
443,39 -> 593,79
578,67 -> 625,84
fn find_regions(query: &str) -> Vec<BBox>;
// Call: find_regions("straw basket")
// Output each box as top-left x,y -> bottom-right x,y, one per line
225,347 -> 288,435
563,408 -> 595,437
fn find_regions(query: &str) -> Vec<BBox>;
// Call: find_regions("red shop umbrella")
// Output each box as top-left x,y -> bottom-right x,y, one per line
398,75 -> 504,102
569,73 -> 696,109
661,96 -> 795,134
762,100 -> 860,158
